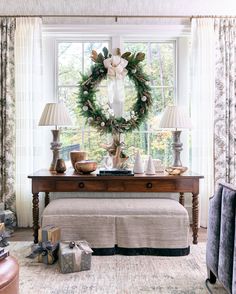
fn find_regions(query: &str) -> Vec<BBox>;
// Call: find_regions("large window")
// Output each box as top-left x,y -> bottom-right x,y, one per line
57,39 -> 176,166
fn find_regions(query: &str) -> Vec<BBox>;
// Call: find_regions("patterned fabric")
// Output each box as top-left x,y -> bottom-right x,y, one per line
0,18 -> 16,211
214,19 -> 236,186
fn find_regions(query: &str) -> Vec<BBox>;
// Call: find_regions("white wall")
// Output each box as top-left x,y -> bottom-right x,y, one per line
0,0 -> 235,16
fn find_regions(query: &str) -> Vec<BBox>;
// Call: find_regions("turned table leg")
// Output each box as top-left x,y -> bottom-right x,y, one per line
32,193 -> 39,244
192,193 -> 199,244
179,192 -> 185,206
45,192 -> 50,207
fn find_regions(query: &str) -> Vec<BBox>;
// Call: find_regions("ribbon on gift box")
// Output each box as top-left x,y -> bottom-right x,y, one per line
0,231 -> 10,247
27,241 -> 59,264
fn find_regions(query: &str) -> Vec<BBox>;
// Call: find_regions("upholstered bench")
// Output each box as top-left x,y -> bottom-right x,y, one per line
42,198 -> 190,256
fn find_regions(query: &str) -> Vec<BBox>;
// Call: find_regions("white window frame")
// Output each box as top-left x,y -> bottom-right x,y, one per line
42,24 -> 190,163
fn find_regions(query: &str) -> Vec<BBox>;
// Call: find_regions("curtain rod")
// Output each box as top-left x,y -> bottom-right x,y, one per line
0,15 -> 235,19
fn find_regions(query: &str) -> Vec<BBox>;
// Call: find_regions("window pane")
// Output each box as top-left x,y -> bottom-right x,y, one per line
58,43 -> 82,86
57,40 -> 176,165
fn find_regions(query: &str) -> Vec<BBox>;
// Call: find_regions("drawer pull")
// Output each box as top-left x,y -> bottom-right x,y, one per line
78,182 -> 85,189
146,182 -> 153,189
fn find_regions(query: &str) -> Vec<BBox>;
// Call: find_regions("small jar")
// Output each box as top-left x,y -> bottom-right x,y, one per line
56,159 -> 66,173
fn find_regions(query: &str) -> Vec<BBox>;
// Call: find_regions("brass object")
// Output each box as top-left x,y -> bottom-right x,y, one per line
56,159 -> 66,173
70,151 -> 87,169
165,166 -> 188,175
74,160 -> 97,174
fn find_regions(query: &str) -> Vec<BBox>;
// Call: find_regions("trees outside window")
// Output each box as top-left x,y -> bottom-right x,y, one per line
57,40 -> 175,166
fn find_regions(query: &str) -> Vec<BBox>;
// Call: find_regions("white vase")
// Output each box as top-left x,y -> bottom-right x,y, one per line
133,151 -> 144,174
145,155 -> 156,175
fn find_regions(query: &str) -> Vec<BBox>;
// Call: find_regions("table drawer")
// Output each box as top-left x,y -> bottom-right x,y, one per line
56,180 -> 106,192
34,180 -> 56,191
124,180 -> 176,192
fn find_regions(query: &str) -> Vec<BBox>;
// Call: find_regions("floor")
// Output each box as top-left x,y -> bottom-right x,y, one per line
9,226 -> 208,242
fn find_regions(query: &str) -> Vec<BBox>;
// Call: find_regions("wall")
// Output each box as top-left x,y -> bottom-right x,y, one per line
0,0 -> 235,16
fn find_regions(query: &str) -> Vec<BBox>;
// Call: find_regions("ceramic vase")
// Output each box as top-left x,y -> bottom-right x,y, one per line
145,155 -> 156,175
56,159 -> 66,173
133,151 -> 144,174
70,151 -> 87,169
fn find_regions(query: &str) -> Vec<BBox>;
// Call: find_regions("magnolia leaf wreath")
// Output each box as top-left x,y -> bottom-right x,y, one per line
77,47 -> 152,135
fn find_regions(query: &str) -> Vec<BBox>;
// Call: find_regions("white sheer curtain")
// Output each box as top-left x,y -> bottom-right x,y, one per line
190,18 -> 215,228
15,18 -> 47,227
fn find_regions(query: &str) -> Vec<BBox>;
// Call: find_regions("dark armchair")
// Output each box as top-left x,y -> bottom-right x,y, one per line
206,182 -> 236,294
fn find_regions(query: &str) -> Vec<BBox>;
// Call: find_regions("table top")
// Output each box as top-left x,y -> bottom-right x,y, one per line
28,169 -> 204,180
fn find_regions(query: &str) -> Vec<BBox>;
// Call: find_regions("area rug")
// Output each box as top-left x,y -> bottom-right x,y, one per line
8,242 -> 226,294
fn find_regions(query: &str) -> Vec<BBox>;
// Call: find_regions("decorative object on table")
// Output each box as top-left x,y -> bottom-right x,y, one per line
70,150 -> 87,169
145,155 -> 156,175
59,241 -> 93,274
0,210 -> 16,234
159,105 -> 191,169
98,169 -> 133,176
153,159 -> 164,173
74,160 -> 97,174
103,154 -> 113,169
165,166 -> 188,175
0,223 -> 10,247
38,102 -> 72,171
55,158 -> 66,173
133,151 -> 144,174
27,225 -> 61,265
0,248 -> 9,260
77,47 -> 152,169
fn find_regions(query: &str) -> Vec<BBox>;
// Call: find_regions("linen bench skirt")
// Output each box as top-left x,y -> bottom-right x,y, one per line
42,198 -> 190,256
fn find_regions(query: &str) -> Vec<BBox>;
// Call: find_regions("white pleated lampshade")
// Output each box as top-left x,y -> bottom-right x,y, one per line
159,106 -> 192,129
38,103 -> 72,127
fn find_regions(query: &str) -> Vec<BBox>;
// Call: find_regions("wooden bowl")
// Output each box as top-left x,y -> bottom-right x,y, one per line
165,166 -> 188,175
70,151 -> 87,169
74,160 -> 97,174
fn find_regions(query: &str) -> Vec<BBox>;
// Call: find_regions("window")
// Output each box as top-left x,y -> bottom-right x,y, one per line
56,38 -> 176,166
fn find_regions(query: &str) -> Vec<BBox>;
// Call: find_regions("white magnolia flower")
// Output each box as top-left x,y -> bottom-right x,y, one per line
83,106 -> 88,111
141,96 -> 147,102
103,55 -> 128,79
101,122 -> 105,127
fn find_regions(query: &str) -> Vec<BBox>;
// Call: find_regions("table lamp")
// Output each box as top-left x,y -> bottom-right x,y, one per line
159,105 -> 191,167
39,102 -> 72,171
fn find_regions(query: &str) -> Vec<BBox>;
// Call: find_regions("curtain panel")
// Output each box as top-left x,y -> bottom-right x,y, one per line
15,18 -> 47,227
214,19 -> 236,186
190,18 -> 215,227
0,18 -> 16,211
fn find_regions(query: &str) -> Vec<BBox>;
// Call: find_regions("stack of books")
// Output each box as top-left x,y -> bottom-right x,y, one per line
98,169 -> 134,176
0,248 -> 9,261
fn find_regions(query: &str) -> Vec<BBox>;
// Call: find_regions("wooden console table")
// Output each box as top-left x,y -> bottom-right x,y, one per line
28,170 -> 203,244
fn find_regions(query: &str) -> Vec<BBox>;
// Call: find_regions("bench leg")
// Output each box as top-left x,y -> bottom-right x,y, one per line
207,268 -> 217,284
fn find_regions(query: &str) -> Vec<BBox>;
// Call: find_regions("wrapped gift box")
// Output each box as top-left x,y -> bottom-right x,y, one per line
38,225 -> 61,264
0,223 -> 4,233
0,223 -> 9,247
59,241 -> 93,274
0,210 -> 16,233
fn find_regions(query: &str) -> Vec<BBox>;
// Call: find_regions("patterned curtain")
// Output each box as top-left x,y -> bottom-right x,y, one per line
214,19 -> 236,186
0,18 -> 16,211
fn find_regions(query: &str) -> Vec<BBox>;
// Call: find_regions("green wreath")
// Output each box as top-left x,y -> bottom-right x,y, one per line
77,47 -> 152,134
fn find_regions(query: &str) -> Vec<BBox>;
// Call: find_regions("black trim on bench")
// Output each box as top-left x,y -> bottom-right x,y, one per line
92,245 -> 190,256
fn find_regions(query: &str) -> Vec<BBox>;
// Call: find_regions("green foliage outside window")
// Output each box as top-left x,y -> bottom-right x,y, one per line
58,41 -> 175,167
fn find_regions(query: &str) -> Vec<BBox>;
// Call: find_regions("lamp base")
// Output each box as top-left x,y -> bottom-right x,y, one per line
50,129 -> 62,171
171,130 -> 183,167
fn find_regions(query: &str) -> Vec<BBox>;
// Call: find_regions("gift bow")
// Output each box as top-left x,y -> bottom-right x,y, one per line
0,231 -> 10,247
27,241 -> 59,259
103,55 -> 128,79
